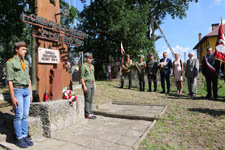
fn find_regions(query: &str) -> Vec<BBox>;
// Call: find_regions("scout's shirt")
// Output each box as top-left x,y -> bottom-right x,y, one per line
6,55 -> 30,86
81,62 -> 95,82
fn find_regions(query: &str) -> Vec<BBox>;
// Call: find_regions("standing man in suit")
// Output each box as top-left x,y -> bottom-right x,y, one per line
202,47 -> 220,100
159,52 -> 172,94
185,52 -> 199,97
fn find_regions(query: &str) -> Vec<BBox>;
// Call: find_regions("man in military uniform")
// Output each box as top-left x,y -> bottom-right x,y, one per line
121,54 -> 133,89
146,53 -> 158,92
81,52 -> 97,119
6,41 -> 33,148
136,55 -> 146,91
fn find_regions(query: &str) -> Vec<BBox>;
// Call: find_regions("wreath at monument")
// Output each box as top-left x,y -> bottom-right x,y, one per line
62,87 -> 77,107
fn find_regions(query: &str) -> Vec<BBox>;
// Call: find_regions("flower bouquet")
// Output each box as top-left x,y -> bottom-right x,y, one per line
62,87 -> 78,107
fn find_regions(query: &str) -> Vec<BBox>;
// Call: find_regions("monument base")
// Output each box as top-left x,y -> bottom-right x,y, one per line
29,95 -> 85,138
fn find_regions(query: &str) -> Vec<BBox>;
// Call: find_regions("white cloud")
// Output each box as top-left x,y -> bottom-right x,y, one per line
158,45 -> 197,62
213,0 -> 223,5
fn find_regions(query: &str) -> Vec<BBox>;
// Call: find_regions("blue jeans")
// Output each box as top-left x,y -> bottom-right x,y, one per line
13,87 -> 30,139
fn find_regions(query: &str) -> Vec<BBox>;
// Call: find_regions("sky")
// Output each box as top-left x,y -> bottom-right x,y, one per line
73,0 -> 225,61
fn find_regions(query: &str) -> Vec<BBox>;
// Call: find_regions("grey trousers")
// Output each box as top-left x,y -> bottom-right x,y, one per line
187,77 -> 197,95
84,83 -> 95,117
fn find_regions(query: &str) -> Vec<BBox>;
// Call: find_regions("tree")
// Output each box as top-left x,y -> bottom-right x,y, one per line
79,0 -> 153,79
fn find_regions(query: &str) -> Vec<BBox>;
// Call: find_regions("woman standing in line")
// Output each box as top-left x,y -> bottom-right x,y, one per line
173,53 -> 183,95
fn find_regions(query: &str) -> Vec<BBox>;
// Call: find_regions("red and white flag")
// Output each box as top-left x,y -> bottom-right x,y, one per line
121,41 -> 125,55
214,18 -> 225,62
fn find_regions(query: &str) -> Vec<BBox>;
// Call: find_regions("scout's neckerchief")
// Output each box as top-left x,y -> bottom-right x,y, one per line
83,62 -> 92,71
9,56 -> 26,71
204,55 -> 216,72
20,58 -> 26,71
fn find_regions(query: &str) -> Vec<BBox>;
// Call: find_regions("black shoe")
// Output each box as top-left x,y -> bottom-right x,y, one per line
23,136 -> 33,146
167,91 -> 170,94
160,91 -> 165,93
205,95 -> 211,99
16,138 -> 28,148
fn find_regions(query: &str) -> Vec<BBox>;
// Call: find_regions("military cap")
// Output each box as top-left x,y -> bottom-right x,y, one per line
138,55 -> 144,58
84,52 -> 93,58
14,41 -> 27,49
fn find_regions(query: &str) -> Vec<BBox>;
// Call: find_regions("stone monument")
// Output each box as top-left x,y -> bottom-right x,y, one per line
21,0 -> 87,138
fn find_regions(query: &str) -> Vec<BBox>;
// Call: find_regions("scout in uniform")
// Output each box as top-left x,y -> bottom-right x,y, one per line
136,55 -> 146,91
6,41 -> 33,148
80,52 -> 97,119
121,54 -> 133,89
146,53 -> 158,92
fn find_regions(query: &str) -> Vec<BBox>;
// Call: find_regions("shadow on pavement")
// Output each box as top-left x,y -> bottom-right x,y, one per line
0,112 -> 16,144
188,108 -> 225,117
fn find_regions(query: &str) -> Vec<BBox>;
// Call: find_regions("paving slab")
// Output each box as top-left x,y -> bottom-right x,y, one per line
93,102 -> 167,121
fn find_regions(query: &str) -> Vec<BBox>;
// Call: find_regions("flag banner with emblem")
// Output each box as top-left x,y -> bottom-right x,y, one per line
120,41 -> 125,65
214,19 -> 225,62
121,41 -> 125,55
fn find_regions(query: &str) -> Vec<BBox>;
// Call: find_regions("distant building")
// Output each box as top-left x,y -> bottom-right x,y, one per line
193,23 -> 225,64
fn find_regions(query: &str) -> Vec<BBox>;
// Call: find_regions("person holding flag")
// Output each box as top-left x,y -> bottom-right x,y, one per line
214,18 -> 225,62
214,18 -> 225,82
120,54 -> 133,89
202,47 -> 220,100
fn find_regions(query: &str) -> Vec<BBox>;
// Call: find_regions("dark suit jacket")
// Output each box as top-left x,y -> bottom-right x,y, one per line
202,55 -> 220,77
159,58 -> 172,76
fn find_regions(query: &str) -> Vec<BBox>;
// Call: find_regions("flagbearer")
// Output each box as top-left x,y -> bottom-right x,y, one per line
121,54 -> 133,89
202,47 -> 220,100
6,41 -> 33,148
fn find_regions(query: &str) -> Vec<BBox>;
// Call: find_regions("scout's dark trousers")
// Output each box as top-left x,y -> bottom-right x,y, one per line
148,74 -> 157,92
84,82 -> 95,117
138,74 -> 145,91
205,75 -> 218,99
160,72 -> 170,93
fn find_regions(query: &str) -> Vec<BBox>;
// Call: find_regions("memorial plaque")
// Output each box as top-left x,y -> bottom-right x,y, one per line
38,48 -> 60,64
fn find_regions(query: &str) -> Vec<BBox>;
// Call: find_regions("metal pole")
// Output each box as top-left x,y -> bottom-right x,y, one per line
153,19 -> 175,58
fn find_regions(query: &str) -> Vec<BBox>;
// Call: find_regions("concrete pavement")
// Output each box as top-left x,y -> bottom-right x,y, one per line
0,102 -> 166,150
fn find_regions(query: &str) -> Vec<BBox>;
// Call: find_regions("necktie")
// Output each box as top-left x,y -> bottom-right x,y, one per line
20,59 -> 26,71
89,65 -> 92,71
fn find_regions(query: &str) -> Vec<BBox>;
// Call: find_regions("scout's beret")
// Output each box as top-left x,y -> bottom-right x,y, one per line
84,52 -> 93,58
149,53 -> 153,56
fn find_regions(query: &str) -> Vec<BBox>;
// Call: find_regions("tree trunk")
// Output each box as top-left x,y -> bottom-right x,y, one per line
31,36 -> 37,85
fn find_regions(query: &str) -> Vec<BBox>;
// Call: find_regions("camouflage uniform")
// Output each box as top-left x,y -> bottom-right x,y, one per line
136,61 -> 146,91
121,59 -> 133,89
146,59 -> 158,92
